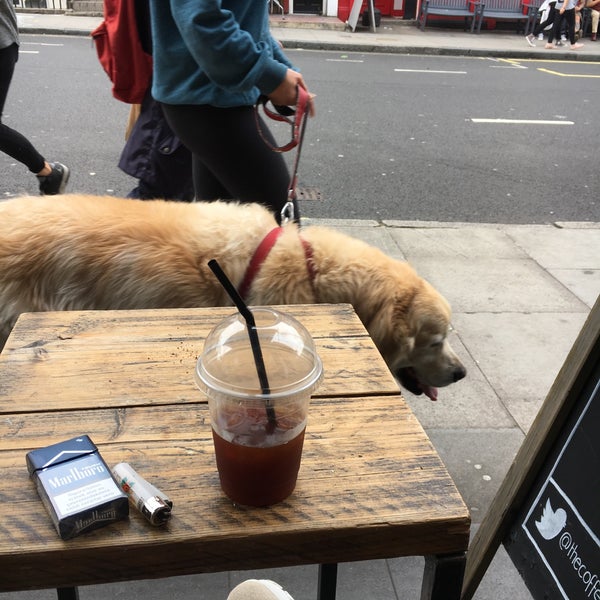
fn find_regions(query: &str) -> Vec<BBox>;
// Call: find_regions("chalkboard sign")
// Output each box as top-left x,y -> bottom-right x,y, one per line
461,297 -> 600,600
505,362 -> 599,599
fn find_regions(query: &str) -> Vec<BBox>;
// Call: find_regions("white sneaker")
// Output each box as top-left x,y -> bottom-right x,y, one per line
525,33 -> 536,46
227,580 -> 295,600
538,33 -> 544,40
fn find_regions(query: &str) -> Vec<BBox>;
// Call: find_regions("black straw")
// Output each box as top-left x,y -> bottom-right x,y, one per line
208,259 -> 277,431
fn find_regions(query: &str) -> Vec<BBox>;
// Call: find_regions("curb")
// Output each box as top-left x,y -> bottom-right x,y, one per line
279,39 -> 600,60
20,27 -> 92,36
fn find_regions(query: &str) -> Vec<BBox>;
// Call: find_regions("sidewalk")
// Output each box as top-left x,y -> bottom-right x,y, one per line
15,10 -> 600,60
5,222 -> 597,600
7,10 -> 600,600
273,13 -> 600,59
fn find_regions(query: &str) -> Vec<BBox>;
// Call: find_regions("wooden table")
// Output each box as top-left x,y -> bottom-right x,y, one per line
0,304 -> 470,600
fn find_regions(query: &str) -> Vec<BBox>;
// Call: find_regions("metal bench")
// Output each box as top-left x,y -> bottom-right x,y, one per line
475,0 -> 539,33
417,0 -> 481,32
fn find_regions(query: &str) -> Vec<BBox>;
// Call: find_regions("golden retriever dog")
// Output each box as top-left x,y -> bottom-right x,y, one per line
0,195 -> 465,400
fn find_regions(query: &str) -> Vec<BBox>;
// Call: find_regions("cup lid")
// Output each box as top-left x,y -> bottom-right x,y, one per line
195,308 -> 323,400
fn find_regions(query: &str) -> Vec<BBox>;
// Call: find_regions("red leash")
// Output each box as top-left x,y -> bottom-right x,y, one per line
255,86 -> 311,222
241,88 -> 314,299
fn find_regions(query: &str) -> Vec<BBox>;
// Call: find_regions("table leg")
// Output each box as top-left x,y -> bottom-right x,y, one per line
420,553 -> 466,600
317,563 -> 338,600
56,587 -> 79,600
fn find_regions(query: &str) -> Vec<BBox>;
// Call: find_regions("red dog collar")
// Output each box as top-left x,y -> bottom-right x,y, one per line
238,227 -> 316,302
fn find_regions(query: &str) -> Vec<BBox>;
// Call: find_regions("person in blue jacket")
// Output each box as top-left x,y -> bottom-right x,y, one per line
148,0 -> 314,222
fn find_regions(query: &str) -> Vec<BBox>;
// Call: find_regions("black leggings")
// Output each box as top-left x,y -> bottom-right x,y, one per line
161,103 -> 295,222
0,43 -> 45,174
533,3 -> 557,35
548,7 -> 577,43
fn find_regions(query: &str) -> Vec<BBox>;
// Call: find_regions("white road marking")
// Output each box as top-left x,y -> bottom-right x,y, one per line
488,58 -> 528,69
394,68 -> 467,74
471,118 -> 574,125
489,64 -> 528,69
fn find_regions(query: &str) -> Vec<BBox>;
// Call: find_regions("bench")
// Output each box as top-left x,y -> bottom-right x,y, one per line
417,0 -> 482,32
475,0 -> 540,33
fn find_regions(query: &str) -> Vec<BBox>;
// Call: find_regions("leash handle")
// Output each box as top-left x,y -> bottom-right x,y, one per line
255,85 -> 311,224
255,85 -> 311,153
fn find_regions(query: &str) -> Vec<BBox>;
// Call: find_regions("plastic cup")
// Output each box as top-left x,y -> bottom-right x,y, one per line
195,308 -> 323,507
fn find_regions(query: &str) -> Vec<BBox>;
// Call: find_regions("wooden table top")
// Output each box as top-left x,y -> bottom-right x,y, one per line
0,304 -> 470,592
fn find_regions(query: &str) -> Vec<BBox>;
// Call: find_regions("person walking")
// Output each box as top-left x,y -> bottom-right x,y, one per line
0,0 -> 69,195
525,0 -> 558,45
545,0 -> 585,48
119,92 -> 194,201
95,0 -> 194,201
147,0 -> 315,223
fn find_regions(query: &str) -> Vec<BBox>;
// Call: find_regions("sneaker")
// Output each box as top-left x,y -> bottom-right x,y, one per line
545,43 -> 556,49
556,39 -> 563,46
37,162 -> 70,195
570,42 -> 584,49
538,33 -> 544,40
525,33 -> 536,47
561,34 -> 567,41
227,580 -> 295,600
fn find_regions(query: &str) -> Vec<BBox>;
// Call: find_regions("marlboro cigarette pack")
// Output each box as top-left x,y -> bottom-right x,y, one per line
26,435 -> 128,540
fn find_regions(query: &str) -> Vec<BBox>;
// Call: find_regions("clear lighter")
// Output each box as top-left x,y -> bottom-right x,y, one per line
112,462 -> 173,526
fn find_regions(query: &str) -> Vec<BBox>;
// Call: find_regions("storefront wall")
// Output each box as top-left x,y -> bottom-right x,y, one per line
336,0 -> 404,19
287,0 -> 405,18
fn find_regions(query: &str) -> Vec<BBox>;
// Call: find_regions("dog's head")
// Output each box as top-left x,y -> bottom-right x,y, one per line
264,225 -> 466,401
358,272 -> 466,401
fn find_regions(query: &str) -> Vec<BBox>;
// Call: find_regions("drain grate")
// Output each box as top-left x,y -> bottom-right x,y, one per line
296,187 -> 323,201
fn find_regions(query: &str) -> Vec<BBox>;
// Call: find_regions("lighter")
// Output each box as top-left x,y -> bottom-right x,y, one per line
112,462 -> 172,526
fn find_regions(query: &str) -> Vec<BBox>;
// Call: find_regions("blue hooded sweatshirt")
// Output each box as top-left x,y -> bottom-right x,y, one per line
149,0 -> 294,108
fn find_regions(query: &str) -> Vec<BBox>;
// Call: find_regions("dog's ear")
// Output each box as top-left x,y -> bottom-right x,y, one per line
359,295 -> 416,368
413,280 -> 452,326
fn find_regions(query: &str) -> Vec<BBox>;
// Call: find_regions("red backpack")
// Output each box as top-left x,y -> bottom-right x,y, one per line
91,0 -> 153,104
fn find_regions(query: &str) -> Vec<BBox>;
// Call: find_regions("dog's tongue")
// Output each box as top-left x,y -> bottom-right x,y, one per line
418,382 -> 438,401
398,368 -> 439,402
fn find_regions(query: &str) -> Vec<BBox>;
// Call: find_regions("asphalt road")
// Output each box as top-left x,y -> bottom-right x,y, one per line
1,35 -> 599,224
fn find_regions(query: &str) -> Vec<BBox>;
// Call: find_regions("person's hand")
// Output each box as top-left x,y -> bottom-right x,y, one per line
268,69 -> 316,117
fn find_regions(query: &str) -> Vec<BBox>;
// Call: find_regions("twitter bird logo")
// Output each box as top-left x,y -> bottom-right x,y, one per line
535,498 -> 567,540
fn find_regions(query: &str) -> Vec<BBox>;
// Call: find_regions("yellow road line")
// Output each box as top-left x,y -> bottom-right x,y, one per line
537,67 -> 600,77
492,57 -> 600,77
494,57 -> 600,66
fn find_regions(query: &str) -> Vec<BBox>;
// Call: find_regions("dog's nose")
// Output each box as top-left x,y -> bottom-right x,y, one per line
453,366 -> 467,382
